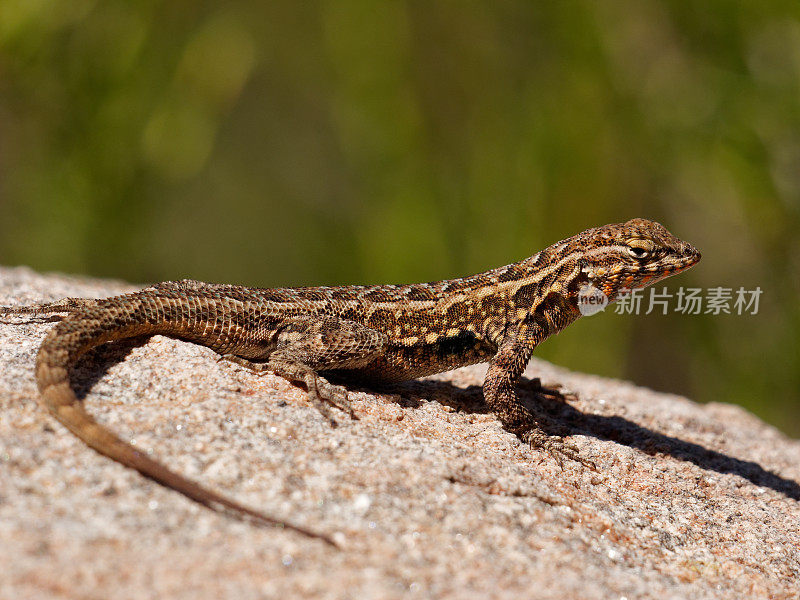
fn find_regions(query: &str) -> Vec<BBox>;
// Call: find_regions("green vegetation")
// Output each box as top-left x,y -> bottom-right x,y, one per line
1,1 -> 798,433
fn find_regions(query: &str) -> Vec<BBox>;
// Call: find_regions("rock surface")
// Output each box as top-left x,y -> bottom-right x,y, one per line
1,266 -> 798,599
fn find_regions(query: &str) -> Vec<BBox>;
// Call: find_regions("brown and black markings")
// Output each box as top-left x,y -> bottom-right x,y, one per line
1,218 -> 701,543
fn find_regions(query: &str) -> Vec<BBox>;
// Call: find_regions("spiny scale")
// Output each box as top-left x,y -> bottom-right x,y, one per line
0,218 -> 700,543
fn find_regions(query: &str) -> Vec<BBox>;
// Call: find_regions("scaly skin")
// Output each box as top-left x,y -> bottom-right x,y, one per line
0,218 -> 700,543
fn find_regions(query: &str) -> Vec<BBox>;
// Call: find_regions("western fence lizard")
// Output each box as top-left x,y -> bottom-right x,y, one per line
0,218 -> 700,544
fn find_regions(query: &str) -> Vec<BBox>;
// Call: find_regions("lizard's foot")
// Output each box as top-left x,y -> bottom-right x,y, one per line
312,376 -> 358,423
0,297 -> 96,323
287,371 -> 356,426
233,315 -> 386,426
523,427 -> 596,470
220,354 -> 357,425
526,377 -> 575,402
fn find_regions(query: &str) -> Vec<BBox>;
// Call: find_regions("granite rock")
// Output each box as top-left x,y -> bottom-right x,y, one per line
1,266 -> 798,599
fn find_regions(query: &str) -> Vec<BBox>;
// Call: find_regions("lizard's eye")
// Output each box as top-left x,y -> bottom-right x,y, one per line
627,246 -> 649,259
625,239 -> 653,260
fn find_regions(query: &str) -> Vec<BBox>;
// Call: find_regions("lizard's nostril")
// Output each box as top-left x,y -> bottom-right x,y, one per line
682,244 -> 700,262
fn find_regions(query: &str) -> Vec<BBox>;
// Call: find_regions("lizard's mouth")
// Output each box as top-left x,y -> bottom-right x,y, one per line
653,251 -> 701,278
680,243 -> 702,268
639,243 -> 701,280
596,247 -> 701,298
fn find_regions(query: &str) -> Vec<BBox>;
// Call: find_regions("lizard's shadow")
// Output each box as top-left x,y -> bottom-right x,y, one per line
73,343 -> 800,502
376,376 -> 800,502
69,337 -> 153,399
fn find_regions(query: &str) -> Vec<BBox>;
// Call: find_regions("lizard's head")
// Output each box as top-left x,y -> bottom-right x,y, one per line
578,218 -> 701,302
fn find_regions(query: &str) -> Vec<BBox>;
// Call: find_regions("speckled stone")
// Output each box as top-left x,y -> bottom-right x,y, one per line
1,266 -> 798,599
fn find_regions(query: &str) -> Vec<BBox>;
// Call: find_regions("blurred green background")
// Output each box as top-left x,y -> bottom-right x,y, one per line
1,1 -> 798,435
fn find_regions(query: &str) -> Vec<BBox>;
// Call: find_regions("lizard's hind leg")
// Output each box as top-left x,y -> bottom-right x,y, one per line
223,316 -> 388,425
0,297 -> 98,323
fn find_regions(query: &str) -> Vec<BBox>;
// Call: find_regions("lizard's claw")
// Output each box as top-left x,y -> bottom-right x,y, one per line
528,377 -> 576,402
524,428 -> 597,471
217,354 -> 357,422
310,378 -> 359,423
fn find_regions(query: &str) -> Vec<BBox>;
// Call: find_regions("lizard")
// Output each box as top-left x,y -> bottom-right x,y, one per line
0,218 -> 700,545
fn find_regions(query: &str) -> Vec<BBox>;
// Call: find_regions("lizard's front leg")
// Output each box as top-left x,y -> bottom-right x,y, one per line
223,316 -> 388,425
483,334 -> 591,468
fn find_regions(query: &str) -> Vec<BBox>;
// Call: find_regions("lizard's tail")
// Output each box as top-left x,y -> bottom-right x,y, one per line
34,292 -> 336,546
